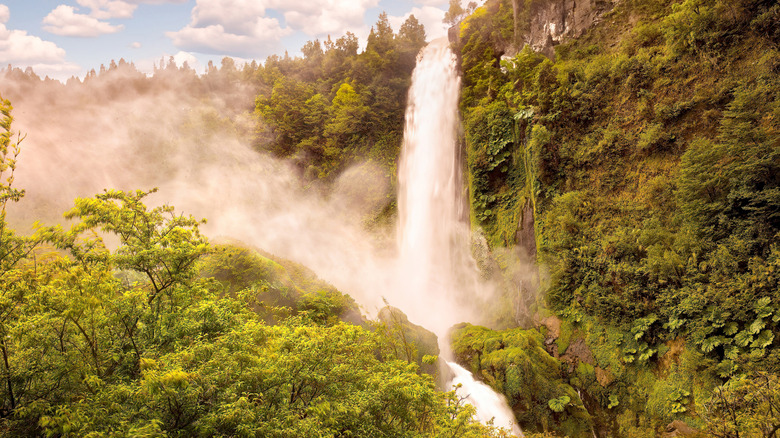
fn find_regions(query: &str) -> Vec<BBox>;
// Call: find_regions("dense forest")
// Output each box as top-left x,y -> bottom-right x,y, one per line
1,0 -> 779,436
449,0 -> 779,436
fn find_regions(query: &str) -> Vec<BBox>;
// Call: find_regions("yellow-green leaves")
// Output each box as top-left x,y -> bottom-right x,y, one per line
57,188 -> 208,303
547,395 -> 571,413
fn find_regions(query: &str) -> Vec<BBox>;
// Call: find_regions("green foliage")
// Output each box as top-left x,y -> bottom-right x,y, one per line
631,314 -> 658,341
667,388 -> 691,414
636,122 -> 674,155
52,188 -> 208,303
0,97 -> 24,210
444,0 -> 467,26
197,243 -> 361,325
458,0 -> 515,108
704,372 -> 780,437
465,99 -> 522,240
460,0 -> 780,349
548,395 -> 571,413
376,306 -> 440,376
456,0 -> 779,435
0,201 -> 501,437
254,12 -> 427,181
0,96 -> 39,429
0,104 -> 505,435
451,323 -> 593,437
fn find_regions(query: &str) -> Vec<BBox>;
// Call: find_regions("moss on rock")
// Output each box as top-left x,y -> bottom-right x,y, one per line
451,323 -> 593,436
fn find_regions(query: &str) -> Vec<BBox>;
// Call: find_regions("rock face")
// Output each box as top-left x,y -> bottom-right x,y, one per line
518,0 -> 619,58
661,420 -> 701,438
515,198 -> 536,261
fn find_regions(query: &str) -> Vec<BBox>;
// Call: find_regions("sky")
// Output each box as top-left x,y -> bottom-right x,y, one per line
0,0 -> 456,81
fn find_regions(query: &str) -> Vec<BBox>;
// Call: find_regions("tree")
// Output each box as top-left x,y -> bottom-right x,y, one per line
398,14 -> 428,72
705,372 -> 780,437
255,77 -> 313,156
0,96 -> 36,422
51,189 -> 208,304
301,39 -> 323,60
367,12 -> 395,56
324,82 -> 369,146
398,14 -> 427,52
0,96 -> 27,262
444,0 -> 466,26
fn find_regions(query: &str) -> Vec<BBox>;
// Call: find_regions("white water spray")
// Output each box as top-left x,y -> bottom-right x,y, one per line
397,38 -> 522,436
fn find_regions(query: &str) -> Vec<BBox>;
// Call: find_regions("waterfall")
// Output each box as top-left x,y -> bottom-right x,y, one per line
449,362 -> 524,436
397,38 -> 467,337
397,38 -> 522,437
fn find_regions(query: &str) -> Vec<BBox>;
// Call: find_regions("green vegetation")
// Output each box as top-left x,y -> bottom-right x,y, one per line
452,323 -> 592,436
254,12 -> 427,181
454,0 -> 779,435
3,0 -> 779,434
0,97 -> 510,437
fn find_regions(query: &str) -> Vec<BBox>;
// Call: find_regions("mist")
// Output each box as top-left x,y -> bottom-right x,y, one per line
0,65 -> 504,334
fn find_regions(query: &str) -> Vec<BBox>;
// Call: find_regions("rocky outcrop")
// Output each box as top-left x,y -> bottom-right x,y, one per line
516,198 -> 537,261
661,420 -> 702,438
516,0 -> 619,58
563,337 -> 595,366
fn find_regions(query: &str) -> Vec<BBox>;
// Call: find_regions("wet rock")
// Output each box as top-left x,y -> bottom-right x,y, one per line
661,420 -> 701,437
515,198 -> 537,261
595,366 -> 614,387
563,337 -> 595,365
538,314 -> 562,339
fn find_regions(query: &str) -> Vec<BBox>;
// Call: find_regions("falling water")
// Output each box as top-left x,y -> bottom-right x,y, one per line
449,362 -> 524,435
397,38 -> 466,337
397,38 -> 522,436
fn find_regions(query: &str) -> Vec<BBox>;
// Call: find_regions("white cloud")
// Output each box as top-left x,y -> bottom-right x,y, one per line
414,0 -> 447,5
69,0 -> 191,20
168,21 -> 289,57
43,5 -> 124,37
0,7 -> 80,79
130,41 -> 141,48
168,0 -> 385,57
77,0 -> 137,19
0,4 -> 9,24
389,6 -> 448,41
167,0 -> 291,57
125,0 -> 189,3
172,50 -> 198,69
279,0 -> 379,36
1,18 -> 64,64
189,0 -> 268,34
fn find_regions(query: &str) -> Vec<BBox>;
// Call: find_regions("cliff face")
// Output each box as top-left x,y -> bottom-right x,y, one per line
515,0 -> 619,57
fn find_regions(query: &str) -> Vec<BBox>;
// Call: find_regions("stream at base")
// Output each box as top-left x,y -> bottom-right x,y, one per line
448,362 -> 524,436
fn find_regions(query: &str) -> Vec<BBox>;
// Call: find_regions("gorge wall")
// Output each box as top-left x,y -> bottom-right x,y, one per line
515,0 -> 619,57
452,0 -> 780,435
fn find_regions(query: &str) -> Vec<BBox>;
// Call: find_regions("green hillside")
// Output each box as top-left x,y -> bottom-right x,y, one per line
0,119 -> 507,436
452,0 -> 779,435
